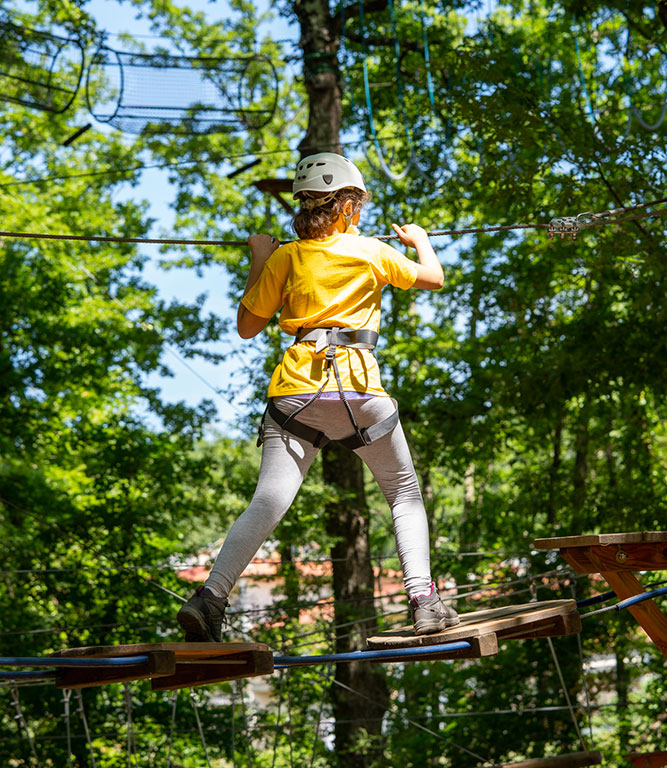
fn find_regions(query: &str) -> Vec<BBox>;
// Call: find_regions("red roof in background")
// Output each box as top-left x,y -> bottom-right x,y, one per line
176,555 -> 405,599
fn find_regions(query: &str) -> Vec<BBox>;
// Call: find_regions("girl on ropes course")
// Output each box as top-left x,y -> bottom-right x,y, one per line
177,152 -> 459,641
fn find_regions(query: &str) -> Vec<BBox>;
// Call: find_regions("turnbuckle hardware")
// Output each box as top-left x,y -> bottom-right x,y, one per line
547,211 -> 594,241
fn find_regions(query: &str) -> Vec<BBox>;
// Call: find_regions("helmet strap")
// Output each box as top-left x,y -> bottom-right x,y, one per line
301,191 -> 337,210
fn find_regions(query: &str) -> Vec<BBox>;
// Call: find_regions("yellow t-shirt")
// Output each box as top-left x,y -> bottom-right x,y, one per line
241,229 -> 419,397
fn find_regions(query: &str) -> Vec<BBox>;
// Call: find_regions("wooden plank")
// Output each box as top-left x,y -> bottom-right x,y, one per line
534,531 -> 667,550
568,543 -> 667,573
55,651 -> 175,690
51,642 -> 274,689
368,634 -> 498,663
151,649 -> 274,690
51,642 -> 270,660
367,601 -> 579,650
497,610 -> 582,641
496,751 -> 602,768
407,633 -> 498,661
624,752 -> 667,768
558,548 -> 599,575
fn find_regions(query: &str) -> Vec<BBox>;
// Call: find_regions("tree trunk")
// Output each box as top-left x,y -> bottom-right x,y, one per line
547,410 -> 563,527
572,397 -> 590,513
293,0 -> 342,157
292,1 -> 388,763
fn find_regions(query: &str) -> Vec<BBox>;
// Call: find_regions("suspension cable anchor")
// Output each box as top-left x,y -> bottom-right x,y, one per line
547,211 -> 594,241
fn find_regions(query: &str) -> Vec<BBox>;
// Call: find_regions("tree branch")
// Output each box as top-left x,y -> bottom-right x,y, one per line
332,0 -> 389,37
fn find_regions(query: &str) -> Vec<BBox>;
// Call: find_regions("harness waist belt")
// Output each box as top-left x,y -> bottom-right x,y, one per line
295,327 -> 378,353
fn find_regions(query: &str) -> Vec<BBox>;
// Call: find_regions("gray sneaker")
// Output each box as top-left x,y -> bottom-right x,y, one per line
409,584 -> 460,635
177,586 -> 228,642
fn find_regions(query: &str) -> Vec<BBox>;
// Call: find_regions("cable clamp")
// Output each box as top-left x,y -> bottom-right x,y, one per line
547,211 -> 594,241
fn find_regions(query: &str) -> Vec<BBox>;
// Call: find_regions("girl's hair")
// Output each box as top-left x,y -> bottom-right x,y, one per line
292,187 -> 370,240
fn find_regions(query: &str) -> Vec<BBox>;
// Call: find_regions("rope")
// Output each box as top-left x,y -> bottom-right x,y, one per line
286,671 -> 295,768
528,577 -> 586,751
357,0 -> 414,181
270,669 -> 286,768
232,681 -> 239,768
76,690 -> 98,768
0,655 -> 150,668
313,667 -> 490,764
190,690 -> 213,768
623,27 -> 667,132
419,0 -> 436,110
546,636 -> 586,750
0,128 -> 438,190
61,689 -> 73,768
0,671 -> 58,681
581,585 -> 667,618
316,701 -> 649,723
576,579 -> 667,609
2,199 -> 664,248
570,583 -> 595,747
273,640 -> 472,667
0,548 -> 539,574
123,683 -> 138,768
9,683 -> 42,767
166,691 -> 178,768
309,670 -> 330,768
573,17 -> 604,142
238,679 -> 253,768
0,230 -> 245,247
387,0 -> 420,163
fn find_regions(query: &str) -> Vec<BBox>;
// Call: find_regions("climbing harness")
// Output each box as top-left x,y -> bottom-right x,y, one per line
258,326 -> 399,451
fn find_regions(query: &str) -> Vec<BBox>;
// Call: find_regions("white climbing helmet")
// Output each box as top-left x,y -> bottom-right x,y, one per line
293,153 -> 367,201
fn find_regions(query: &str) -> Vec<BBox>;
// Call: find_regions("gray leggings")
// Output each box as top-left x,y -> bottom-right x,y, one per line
205,395 -> 433,599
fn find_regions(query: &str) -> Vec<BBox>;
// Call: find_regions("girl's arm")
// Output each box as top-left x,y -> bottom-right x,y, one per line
237,235 -> 281,338
391,224 -> 444,290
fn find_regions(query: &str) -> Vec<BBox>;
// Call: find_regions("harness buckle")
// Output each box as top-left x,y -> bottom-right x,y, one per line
358,427 -> 372,446
325,329 -> 339,362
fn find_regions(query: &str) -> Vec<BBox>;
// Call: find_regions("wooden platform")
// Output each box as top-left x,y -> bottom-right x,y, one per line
495,751 -> 602,768
252,178 -> 295,214
534,531 -> 667,657
50,642 -> 274,690
624,752 -> 667,768
366,600 -> 581,656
